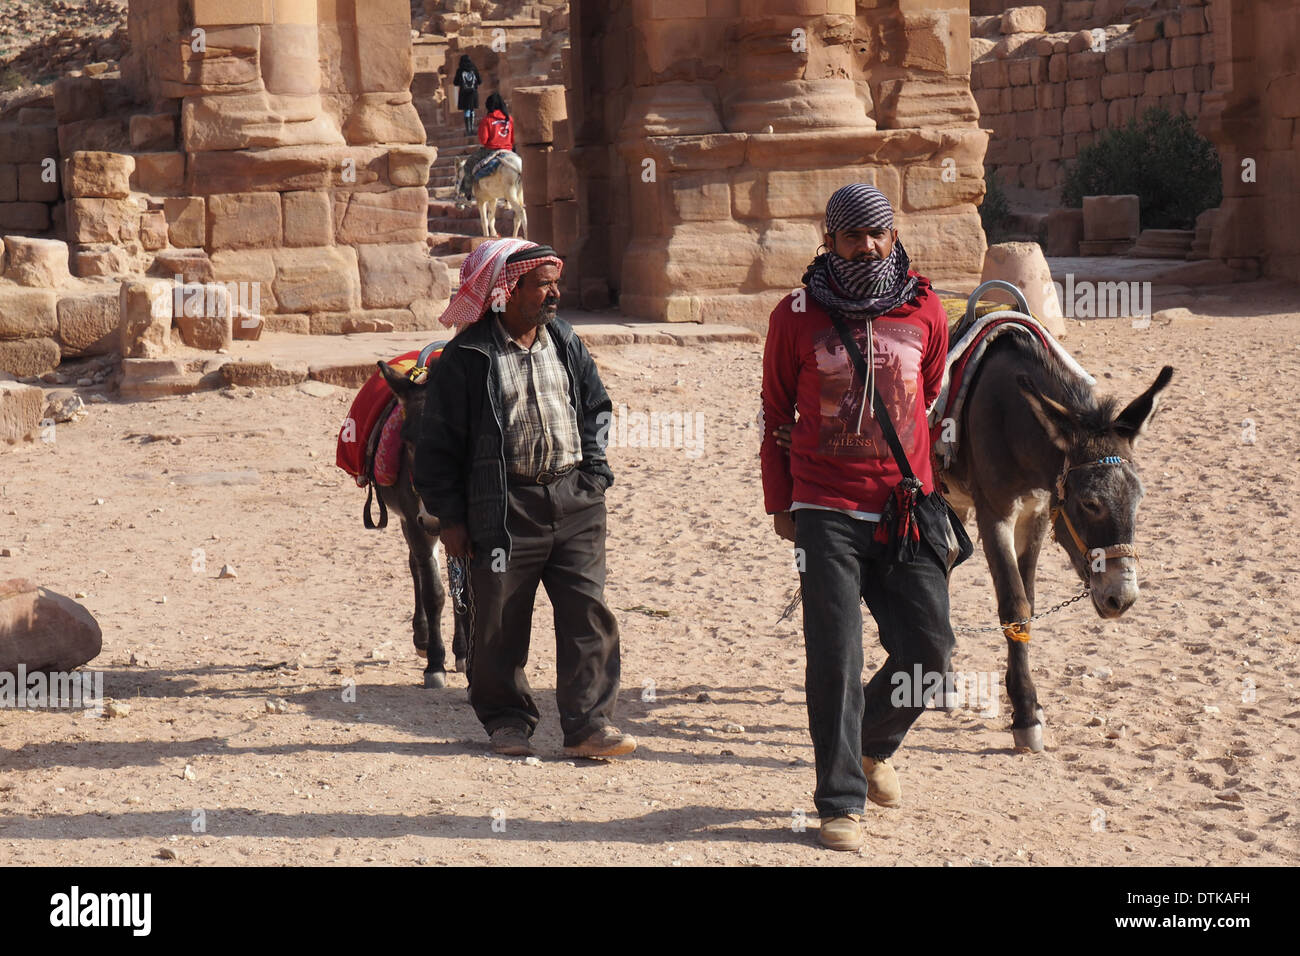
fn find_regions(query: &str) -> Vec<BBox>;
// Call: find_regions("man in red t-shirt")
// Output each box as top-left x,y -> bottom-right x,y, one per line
760,183 -> 954,852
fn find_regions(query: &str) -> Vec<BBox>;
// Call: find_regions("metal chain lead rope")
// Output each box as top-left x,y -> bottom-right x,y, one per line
951,585 -> 1092,633
777,584 -> 1092,631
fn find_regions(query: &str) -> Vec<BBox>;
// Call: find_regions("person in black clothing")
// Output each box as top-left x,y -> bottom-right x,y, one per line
452,55 -> 481,136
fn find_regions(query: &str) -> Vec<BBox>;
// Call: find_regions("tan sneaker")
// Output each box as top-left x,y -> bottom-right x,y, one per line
863,756 -> 902,808
489,725 -> 534,756
818,813 -> 863,851
563,726 -> 637,758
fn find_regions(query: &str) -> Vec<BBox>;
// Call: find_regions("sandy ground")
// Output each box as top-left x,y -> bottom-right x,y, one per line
1,288 -> 1298,867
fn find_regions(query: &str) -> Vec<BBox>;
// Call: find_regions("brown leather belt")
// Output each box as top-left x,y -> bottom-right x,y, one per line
507,464 -> 576,486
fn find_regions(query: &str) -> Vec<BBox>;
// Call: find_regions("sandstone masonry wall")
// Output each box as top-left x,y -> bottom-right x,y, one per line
972,3 -> 1214,191
99,0 -> 451,338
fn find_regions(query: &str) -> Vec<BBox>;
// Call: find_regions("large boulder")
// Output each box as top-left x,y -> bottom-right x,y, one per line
0,579 -> 102,673
979,241 -> 1065,336
1001,6 -> 1047,34
0,287 -> 57,338
65,151 -> 135,199
174,283 -> 234,350
0,339 -> 60,377
119,279 -> 173,358
2,236 -> 72,288
0,380 -> 43,444
1083,194 -> 1140,241
511,86 -> 567,146
57,290 -> 120,357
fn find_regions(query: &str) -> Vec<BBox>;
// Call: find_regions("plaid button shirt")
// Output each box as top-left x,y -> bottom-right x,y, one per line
491,316 -> 582,476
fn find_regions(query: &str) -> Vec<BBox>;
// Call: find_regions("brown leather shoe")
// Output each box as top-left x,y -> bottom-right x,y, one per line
818,813 -> 863,851
489,725 -> 534,756
863,756 -> 902,807
563,726 -> 637,758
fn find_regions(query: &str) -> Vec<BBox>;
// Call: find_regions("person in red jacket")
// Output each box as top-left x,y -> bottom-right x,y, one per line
760,183 -> 953,852
460,92 -> 516,201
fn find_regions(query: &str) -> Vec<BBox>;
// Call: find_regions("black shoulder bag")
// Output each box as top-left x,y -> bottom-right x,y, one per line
827,310 -> 974,574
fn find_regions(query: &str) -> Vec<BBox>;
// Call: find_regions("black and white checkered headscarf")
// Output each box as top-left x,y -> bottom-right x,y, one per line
803,183 -> 918,319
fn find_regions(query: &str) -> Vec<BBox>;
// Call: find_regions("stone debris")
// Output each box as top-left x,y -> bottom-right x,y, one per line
217,564 -> 236,579
1,578 -> 102,672
103,699 -> 129,718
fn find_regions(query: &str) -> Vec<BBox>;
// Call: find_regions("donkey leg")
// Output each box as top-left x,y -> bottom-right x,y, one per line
976,504 -> 1044,752
421,536 -> 450,689
512,193 -> 528,239
385,486 -> 428,656
401,515 -> 448,688
408,549 -> 428,657
1013,494 -> 1052,734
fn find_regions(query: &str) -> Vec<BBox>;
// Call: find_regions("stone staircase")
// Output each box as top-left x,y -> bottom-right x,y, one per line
415,4 -> 570,282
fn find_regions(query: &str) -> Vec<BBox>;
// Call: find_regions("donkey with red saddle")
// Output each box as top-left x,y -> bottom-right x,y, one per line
338,343 -> 468,688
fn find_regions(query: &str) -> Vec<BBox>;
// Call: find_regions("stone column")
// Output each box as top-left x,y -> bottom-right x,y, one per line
1200,0 -> 1299,279
574,0 -> 987,327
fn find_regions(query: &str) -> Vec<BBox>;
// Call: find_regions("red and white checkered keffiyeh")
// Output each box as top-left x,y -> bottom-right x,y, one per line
437,238 -> 565,329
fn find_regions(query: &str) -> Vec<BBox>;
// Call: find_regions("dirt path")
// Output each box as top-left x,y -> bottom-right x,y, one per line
1,301 -> 1298,866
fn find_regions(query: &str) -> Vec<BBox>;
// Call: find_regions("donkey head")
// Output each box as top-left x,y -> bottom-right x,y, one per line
378,360 -> 430,459
1018,365 -> 1174,619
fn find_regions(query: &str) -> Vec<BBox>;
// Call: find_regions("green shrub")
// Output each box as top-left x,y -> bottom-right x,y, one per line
1061,108 -> 1222,229
0,67 -> 26,91
979,167 -> 1013,244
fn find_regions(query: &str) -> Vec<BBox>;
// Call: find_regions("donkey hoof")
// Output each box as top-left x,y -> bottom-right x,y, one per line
454,656 -> 468,674
423,671 -> 447,689
1012,724 -> 1045,753
415,647 -> 427,661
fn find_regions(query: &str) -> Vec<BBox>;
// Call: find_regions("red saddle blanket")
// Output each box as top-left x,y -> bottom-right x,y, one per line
336,350 -> 441,487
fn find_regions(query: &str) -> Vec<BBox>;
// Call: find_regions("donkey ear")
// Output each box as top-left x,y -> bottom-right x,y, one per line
1017,373 -> 1074,451
378,361 -> 411,400
1114,365 -> 1173,445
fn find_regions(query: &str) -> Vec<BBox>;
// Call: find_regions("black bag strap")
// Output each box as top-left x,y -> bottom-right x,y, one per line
826,309 -> 918,484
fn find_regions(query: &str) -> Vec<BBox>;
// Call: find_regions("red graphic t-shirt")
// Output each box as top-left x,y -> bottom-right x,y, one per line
477,111 -> 514,150
760,275 -> 948,516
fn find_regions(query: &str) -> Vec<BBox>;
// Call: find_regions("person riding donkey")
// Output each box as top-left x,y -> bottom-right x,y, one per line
760,183 -> 955,851
414,238 -> 636,760
460,92 -> 517,202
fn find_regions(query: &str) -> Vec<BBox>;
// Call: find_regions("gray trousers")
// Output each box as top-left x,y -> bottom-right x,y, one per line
467,468 -> 621,747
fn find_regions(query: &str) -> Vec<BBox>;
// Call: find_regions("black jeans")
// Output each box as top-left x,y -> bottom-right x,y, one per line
794,508 -> 956,818
467,469 -> 621,747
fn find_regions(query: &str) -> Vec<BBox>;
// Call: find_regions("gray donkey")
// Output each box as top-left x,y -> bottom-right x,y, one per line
375,360 -> 469,689
941,327 -> 1173,752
